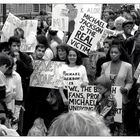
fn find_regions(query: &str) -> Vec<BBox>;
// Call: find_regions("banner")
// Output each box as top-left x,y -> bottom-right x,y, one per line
68,85 -> 99,111
1,13 -> 37,52
30,60 -> 64,89
111,86 -> 122,123
52,4 -> 69,32
67,13 -> 107,55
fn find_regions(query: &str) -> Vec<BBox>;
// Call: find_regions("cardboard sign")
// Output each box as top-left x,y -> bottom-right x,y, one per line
68,85 -> 99,111
52,4 -> 69,32
1,13 -> 21,42
75,4 -> 102,21
1,13 -> 37,52
67,13 -> 107,55
99,28 -> 115,48
30,60 -> 64,89
111,86 -> 122,123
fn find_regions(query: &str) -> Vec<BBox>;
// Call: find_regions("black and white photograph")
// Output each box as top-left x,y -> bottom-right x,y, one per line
0,2 -> 140,136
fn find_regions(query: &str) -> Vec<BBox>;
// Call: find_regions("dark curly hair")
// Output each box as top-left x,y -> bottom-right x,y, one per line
106,38 -> 131,64
66,47 -> 83,65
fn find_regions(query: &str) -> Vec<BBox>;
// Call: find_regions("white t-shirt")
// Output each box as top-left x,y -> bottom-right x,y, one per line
6,71 -> 23,113
58,64 -> 89,88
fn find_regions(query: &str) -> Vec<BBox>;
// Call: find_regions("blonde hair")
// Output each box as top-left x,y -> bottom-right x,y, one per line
48,111 -> 110,136
114,16 -> 126,27
27,118 -> 47,136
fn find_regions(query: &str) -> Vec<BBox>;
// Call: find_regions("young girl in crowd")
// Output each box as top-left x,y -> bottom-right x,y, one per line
58,47 -> 89,106
95,74 -> 117,135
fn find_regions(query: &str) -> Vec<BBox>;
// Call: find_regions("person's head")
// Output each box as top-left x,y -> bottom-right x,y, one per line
0,53 -> 11,74
106,38 -> 130,63
122,20 -> 134,35
95,74 -> 112,95
4,56 -> 15,77
48,111 -> 110,136
8,36 -> 21,54
114,16 -> 126,31
66,47 -> 82,66
14,28 -> 24,39
35,44 -> 46,60
107,15 -> 116,29
0,42 -> 10,55
103,37 -> 112,54
36,34 -> 50,48
56,44 -> 69,61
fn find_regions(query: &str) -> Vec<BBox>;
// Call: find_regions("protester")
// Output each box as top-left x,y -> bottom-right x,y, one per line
106,15 -> 116,30
0,53 -> 11,125
96,36 -> 114,78
52,43 -> 69,61
8,36 -> 33,135
114,16 -> 126,35
48,111 -> 111,136
29,44 -> 47,67
117,20 -> 134,43
23,42 -> 51,136
95,74 -> 117,135
45,44 -> 70,127
36,34 -> 54,61
124,25 -> 140,70
4,56 -> 23,131
58,47 -> 89,106
0,42 -> 11,55
101,39 -> 133,135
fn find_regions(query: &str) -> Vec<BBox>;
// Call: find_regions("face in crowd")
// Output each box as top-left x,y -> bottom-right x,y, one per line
110,45 -> 121,62
68,49 -> 77,66
10,42 -> 21,55
104,42 -> 110,55
58,48 -> 67,61
35,46 -> 46,60
123,24 -> 133,35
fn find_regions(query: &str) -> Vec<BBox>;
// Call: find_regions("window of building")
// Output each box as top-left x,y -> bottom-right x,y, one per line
33,4 -> 39,12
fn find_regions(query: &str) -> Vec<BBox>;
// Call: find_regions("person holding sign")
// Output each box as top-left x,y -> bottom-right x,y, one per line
95,74 -> 117,135
101,39 -> 133,135
58,47 -> 89,106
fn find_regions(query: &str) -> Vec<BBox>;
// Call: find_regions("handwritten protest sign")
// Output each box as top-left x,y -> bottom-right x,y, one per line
1,13 -> 37,52
68,85 -> 99,111
30,60 -> 64,89
67,13 -> 107,55
75,4 -> 102,23
111,86 -> 122,123
52,4 -> 69,32
1,13 -> 21,42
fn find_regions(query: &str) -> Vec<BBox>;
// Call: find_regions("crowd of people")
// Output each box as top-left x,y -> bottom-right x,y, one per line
1,3 -> 140,136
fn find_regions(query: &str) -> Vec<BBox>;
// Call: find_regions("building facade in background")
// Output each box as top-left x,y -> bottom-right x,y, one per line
0,4 -> 52,25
